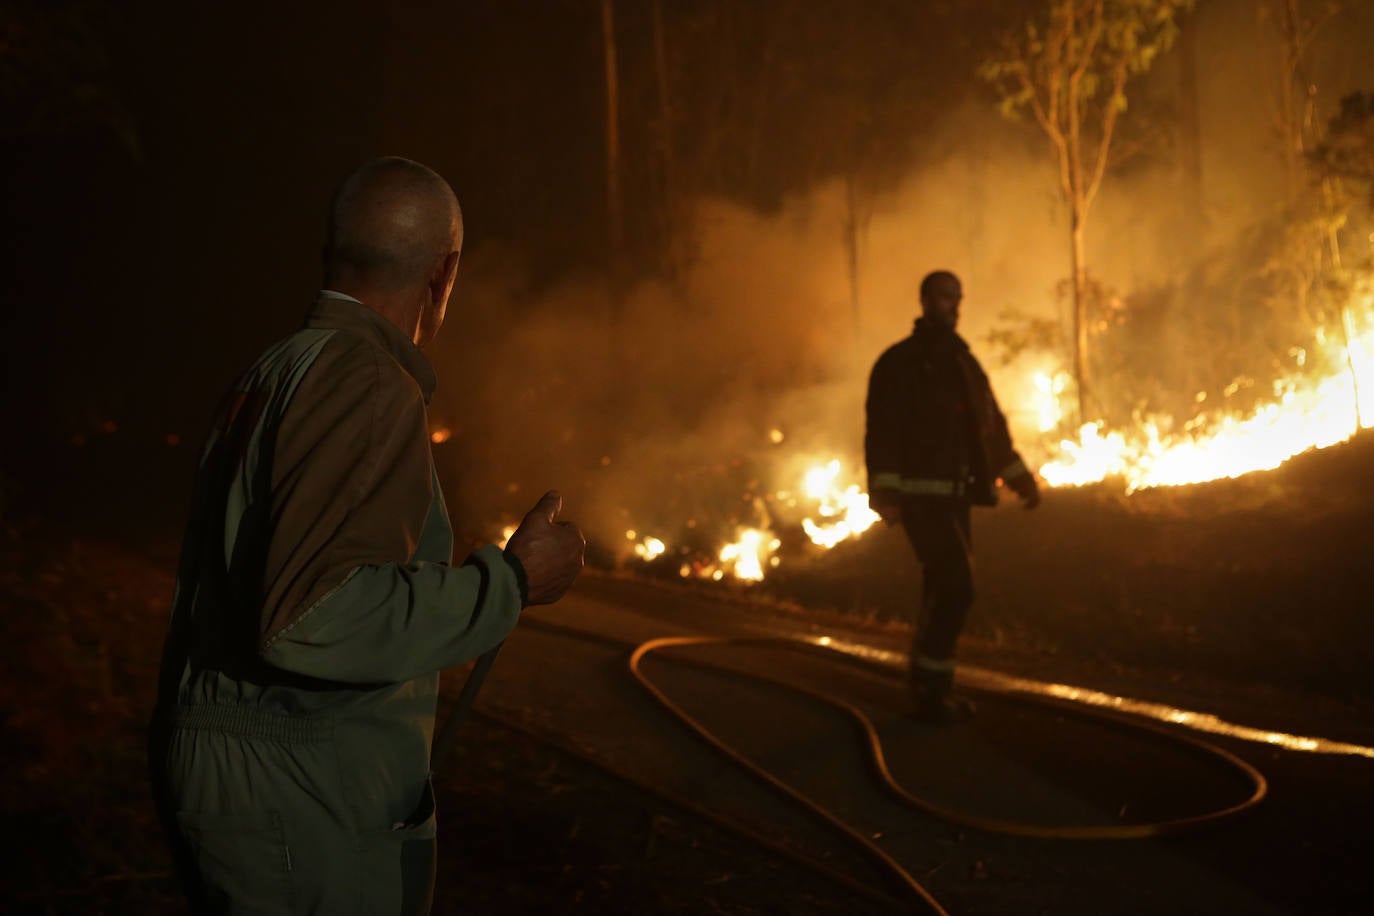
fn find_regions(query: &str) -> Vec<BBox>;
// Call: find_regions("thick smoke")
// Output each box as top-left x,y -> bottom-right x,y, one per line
430,0 -> 1374,556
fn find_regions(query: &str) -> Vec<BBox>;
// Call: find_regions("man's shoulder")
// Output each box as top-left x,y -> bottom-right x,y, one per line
874,334 -> 922,367
303,328 -> 424,404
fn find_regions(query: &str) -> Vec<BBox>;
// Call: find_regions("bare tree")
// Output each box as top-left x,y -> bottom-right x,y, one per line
981,0 -> 1191,424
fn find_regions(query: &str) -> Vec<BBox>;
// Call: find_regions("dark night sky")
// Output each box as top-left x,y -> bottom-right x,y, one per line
2,0 -> 983,473
5,1 -> 605,461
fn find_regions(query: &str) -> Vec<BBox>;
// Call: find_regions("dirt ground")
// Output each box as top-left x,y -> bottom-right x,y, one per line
1,432 -> 1371,912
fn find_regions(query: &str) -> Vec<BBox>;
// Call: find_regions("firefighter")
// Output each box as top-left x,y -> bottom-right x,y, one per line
149,157 -> 585,914
865,270 -> 1040,722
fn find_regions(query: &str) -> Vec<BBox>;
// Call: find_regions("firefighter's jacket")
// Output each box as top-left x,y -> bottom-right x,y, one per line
153,294 -> 524,913
865,318 -> 1029,506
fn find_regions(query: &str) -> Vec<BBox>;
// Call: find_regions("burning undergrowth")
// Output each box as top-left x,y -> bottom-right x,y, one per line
429,193 -> 884,581
430,245 -> 1372,588
426,100 -> 1374,586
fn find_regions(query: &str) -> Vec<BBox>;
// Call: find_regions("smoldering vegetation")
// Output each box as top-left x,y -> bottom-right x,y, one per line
429,67 -> 1373,566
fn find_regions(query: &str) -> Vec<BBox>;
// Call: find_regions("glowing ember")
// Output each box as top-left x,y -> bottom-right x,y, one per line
718,528 -> 780,582
769,428 -> 786,444
798,459 -> 881,549
633,535 -> 667,561
430,427 -> 452,444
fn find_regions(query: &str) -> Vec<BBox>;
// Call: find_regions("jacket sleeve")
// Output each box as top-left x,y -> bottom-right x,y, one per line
981,372 -> 1032,485
257,336 -> 522,684
261,544 -> 522,684
864,350 -> 907,495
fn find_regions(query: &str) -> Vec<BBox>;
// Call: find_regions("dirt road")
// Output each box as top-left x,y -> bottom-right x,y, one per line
455,573 -> 1374,914
4,524 -> 1371,914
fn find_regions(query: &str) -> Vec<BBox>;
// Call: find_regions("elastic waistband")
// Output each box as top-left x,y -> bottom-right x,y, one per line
172,704 -> 334,744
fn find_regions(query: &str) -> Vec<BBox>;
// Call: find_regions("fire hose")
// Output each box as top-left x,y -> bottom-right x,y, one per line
431,642 -> 505,769
508,617 -> 1267,915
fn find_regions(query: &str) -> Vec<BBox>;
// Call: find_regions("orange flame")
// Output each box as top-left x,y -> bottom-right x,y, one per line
718,528 -> 780,582
797,459 -> 881,549
627,530 -> 668,561
1037,303 -> 1373,491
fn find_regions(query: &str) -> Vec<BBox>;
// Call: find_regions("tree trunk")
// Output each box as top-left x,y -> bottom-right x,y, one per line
650,0 -> 682,286
1274,0 -> 1311,207
844,171 -> 861,346
1322,178 -> 1365,428
1070,207 -> 1090,426
1176,10 -> 1206,252
601,0 -> 624,314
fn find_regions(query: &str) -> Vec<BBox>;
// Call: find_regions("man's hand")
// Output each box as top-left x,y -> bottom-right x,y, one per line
1007,472 -> 1041,510
505,491 -> 585,606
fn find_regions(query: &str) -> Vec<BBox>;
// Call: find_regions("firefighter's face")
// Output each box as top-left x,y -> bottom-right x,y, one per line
922,276 -> 962,329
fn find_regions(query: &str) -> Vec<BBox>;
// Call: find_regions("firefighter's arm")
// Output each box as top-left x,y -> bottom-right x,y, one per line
864,354 -> 906,524
1001,455 -> 1041,509
985,382 -> 1041,510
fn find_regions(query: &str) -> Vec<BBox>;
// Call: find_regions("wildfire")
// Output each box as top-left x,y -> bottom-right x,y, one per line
1032,371 -> 1072,433
1039,310 -> 1374,491
556,298 -> 1371,589
798,459 -> 881,549
627,530 -> 668,561
718,528 -> 781,582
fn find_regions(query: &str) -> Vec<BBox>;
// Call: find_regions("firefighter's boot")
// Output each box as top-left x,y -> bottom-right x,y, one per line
909,664 -> 975,723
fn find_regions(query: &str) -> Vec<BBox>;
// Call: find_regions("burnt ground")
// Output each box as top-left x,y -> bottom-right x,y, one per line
1,432 -> 1372,913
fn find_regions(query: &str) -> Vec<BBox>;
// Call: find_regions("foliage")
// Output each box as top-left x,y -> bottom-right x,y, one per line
979,0 -> 1192,422
979,0 -> 1192,217
1311,92 -> 1374,209
984,308 -> 1063,367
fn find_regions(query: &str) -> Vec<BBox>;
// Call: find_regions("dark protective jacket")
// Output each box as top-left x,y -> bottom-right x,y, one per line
152,295 -> 525,914
865,317 -> 1030,506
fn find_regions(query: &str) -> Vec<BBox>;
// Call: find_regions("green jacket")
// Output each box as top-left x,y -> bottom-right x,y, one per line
153,294 -> 524,914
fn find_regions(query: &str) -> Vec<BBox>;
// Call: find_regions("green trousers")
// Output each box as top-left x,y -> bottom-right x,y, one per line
154,707 -> 437,915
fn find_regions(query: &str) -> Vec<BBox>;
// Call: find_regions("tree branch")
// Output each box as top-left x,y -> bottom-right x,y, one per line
1084,53 -> 1129,213
1071,0 -> 1107,87
1011,58 -> 1057,143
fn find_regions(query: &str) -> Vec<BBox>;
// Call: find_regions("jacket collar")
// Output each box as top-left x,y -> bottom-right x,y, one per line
912,316 -> 968,350
305,294 -> 438,402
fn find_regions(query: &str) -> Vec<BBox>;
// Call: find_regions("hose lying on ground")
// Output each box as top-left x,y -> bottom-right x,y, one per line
461,616 -> 1267,914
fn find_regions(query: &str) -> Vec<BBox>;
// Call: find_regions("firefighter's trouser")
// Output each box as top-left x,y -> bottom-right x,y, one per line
152,709 -> 437,915
900,498 -> 974,697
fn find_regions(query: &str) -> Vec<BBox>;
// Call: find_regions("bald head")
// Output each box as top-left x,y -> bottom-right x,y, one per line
323,157 -> 463,294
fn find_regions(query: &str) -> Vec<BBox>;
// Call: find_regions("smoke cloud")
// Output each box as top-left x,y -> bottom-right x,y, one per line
429,1 -> 1374,558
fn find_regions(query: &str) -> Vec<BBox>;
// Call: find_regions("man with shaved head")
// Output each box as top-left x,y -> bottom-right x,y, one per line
151,157 -> 584,913
866,270 -> 1040,723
